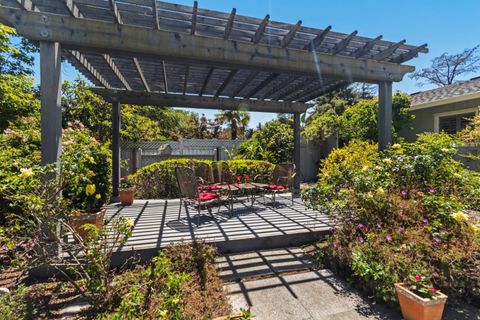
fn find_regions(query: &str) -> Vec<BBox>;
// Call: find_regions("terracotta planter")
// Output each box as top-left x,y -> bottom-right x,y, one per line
395,283 -> 447,320
119,188 -> 135,206
70,208 -> 106,240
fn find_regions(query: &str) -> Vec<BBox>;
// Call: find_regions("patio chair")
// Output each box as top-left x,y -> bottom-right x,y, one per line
194,162 -> 214,185
175,166 -> 227,220
261,163 -> 296,205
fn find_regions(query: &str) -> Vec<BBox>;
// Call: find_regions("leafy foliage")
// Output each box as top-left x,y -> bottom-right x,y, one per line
303,134 -> 480,303
304,91 -> 414,144
237,120 -> 293,163
0,23 -> 35,76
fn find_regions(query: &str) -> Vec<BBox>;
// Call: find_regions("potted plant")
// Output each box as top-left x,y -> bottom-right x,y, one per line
119,176 -> 135,206
395,275 -> 447,320
70,183 -> 105,240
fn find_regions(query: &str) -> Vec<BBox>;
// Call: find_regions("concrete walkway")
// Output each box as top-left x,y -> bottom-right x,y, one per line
220,248 -> 480,320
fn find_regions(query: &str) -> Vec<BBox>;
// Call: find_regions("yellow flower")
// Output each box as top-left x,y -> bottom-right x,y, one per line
361,165 -> 369,172
366,191 -> 374,199
19,168 -> 33,178
125,218 -> 134,228
172,297 -> 180,304
95,194 -> 101,200
453,173 -> 462,179
451,211 -> 469,222
382,158 -> 392,165
376,187 -> 385,195
468,224 -> 478,234
391,143 -> 401,150
85,184 -> 96,196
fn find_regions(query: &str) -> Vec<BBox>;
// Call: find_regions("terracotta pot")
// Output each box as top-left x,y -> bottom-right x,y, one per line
70,208 -> 106,240
119,188 -> 135,206
395,283 -> 447,320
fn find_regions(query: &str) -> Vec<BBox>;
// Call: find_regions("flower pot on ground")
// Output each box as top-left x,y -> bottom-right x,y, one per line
119,188 -> 135,205
70,208 -> 106,240
395,283 -> 447,320
119,176 -> 135,206
69,183 -> 106,240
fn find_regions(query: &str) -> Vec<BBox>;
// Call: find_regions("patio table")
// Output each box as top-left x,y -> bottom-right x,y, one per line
217,182 -> 268,211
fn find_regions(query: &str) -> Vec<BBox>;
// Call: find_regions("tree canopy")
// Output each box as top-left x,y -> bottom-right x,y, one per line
410,45 -> 480,87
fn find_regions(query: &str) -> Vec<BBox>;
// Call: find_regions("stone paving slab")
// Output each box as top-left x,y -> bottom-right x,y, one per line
217,247 -> 313,282
226,270 -> 480,320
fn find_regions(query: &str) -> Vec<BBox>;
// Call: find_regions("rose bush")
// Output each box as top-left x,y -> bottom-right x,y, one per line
303,133 -> 480,304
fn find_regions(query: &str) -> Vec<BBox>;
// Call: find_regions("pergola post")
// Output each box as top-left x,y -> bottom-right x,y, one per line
293,113 -> 301,196
40,41 -> 62,169
112,101 -> 121,199
378,81 -> 393,151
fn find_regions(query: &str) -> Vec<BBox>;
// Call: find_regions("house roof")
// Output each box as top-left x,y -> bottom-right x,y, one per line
411,77 -> 480,109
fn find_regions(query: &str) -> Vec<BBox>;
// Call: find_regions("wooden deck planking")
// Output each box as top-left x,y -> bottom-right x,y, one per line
104,195 -> 331,252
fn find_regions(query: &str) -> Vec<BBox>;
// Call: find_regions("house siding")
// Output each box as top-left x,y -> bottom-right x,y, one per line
400,97 -> 480,142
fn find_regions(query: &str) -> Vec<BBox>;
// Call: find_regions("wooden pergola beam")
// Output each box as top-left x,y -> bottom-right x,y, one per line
152,0 -> 160,30
133,57 -> 150,92
182,65 -> 189,95
199,67 -> 214,96
354,35 -> 382,58
244,73 -> 280,99
223,8 -> 236,40
261,75 -> 298,100
296,81 -> 348,102
330,30 -> 357,55
0,8 -> 415,83
305,25 -> 332,51
281,20 -> 302,48
103,54 -> 131,90
191,1 -> 198,35
252,14 -> 270,44
215,69 -> 237,97
161,60 -> 168,93
231,71 -> 259,98
91,88 -> 310,113
109,0 -> 123,25
70,50 -> 111,88
373,40 -> 406,61
391,44 -> 428,63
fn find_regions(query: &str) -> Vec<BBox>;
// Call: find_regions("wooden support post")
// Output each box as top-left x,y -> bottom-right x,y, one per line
293,113 -> 301,196
112,101 -> 121,199
40,41 -> 62,169
378,81 -> 393,150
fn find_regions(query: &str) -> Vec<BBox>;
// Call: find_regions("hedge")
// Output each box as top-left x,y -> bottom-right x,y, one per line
131,159 -> 275,199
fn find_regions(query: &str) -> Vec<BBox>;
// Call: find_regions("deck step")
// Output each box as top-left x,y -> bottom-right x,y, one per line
216,247 -> 313,282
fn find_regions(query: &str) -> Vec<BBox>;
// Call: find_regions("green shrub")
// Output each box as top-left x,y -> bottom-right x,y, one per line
132,159 -> 274,199
237,120 -> 293,163
0,285 -> 34,320
303,133 -> 480,304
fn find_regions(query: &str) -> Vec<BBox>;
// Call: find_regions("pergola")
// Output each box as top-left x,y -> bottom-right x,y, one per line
0,0 -> 427,198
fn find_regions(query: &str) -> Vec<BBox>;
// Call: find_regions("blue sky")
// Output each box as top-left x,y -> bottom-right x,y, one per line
31,0 -> 480,127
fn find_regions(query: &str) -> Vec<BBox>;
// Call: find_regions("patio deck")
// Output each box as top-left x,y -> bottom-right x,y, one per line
106,194 -> 332,266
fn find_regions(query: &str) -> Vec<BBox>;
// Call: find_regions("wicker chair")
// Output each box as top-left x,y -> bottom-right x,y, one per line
262,163 -> 296,204
175,166 -> 223,220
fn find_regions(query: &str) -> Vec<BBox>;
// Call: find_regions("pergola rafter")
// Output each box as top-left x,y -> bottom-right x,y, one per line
0,0 -> 427,197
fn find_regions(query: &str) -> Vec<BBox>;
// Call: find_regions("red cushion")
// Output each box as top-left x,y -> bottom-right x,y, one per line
196,192 -> 219,202
264,185 -> 287,190
198,185 -> 218,191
